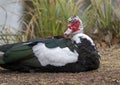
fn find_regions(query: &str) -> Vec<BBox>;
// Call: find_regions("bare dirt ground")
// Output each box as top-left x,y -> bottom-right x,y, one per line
0,45 -> 120,85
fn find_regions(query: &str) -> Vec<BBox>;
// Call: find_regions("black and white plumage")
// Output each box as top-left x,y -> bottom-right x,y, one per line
0,16 -> 100,72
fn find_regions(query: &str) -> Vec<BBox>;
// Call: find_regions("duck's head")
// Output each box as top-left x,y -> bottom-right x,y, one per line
64,16 -> 83,37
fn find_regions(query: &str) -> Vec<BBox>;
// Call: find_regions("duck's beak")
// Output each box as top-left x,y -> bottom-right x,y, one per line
64,28 -> 72,38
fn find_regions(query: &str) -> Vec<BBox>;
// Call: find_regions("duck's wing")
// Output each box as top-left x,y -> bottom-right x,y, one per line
0,43 -> 34,64
27,37 -> 74,51
0,37 -> 74,65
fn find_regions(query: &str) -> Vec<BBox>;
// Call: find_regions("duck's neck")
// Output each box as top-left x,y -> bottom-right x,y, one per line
71,32 -> 83,44
71,31 -> 95,46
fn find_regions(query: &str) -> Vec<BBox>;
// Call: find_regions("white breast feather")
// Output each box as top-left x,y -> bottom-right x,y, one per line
32,43 -> 78,66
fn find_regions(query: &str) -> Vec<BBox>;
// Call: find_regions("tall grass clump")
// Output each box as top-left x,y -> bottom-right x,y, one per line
0,0 -> 80,44
22,0 -> 80,40
0,28 -> 22,44
81,0 -> 120,39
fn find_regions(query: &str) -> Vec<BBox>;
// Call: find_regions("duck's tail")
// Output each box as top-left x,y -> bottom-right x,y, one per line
0,44 -> 15,65
0,44 -> 15,52
0,51 -> 5,64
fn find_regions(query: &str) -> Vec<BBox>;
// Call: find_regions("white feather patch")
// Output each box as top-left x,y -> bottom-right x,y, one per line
0,51 -> 4,57
32,43 -> 78,66
72,33 -> 95,46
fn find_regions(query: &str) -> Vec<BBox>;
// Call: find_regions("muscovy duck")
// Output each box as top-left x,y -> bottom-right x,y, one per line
0,16 -> 100,72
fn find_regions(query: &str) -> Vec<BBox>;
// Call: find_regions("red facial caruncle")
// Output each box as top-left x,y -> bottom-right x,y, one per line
67,20 -> 80,32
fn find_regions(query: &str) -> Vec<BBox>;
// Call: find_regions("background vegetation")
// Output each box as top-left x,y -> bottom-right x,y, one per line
0,0 -> 120,46
22,0 -> 81,40
82,0 -> 120,46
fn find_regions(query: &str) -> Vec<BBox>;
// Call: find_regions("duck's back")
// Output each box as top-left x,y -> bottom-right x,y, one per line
0,37 -> 77,72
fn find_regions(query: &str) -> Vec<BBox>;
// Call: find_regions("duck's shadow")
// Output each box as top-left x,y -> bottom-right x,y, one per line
0,68 -> 20,73
0,68 -> 72,73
